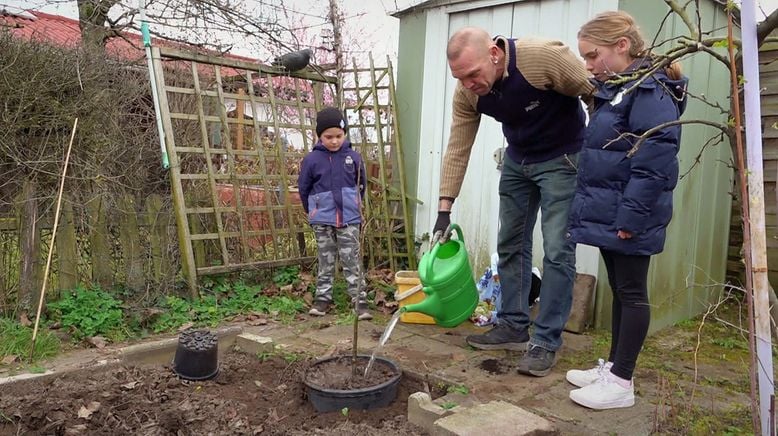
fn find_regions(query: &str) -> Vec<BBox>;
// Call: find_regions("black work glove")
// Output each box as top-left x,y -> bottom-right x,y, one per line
432,211 -> 451,241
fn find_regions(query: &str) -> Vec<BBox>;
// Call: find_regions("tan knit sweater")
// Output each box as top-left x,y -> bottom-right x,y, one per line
439,37 -> 595,201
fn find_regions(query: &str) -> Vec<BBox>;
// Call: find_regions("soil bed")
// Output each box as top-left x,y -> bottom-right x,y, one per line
0,352 -> 426,435
306,356 -> 396,390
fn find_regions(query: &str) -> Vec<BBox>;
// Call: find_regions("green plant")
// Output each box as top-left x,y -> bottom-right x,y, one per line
335,312 -> 356,326
48,286 -> 125,340
0,318 -> 60,362
153,296 -> 193,333
152,281 -> 307,333
28,365 -> 47,374
341,407 -> 349,417
273,266 -> 300,286
440,401 -> 457,410
446,384 -> 469,395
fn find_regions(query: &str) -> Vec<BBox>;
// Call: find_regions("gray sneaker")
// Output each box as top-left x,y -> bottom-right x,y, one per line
517,344 -> 557,377
308,300 -> 330,316
356,302 -> 373,320
465,324 -> 529,351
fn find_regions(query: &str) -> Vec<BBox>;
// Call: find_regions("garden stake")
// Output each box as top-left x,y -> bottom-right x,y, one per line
29,118 -> 78,363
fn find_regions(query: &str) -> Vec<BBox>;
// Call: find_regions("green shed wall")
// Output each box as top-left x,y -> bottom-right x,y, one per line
395,13 -> 427,201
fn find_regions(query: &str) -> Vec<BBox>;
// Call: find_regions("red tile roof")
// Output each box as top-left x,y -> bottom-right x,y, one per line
0,9 -> 259,65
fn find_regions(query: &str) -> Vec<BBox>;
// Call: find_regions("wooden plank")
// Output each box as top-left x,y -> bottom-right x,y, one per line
56,199 -> 78,293
367,54 -> 397,271
158,46 -> 337,84
264,70 -> 298,258
349,58 -> 377,270
191,217 -> 207,268
16,180 -> 40,311
146,195 -> 168,282
87,195 -> 112,289
215,65 -> 250,264
152,47 -> 199,297
292,78 -> 311,256
191,62 -> 231,267
119,195 -> 144,293
196,256 -> 316,275
246,71 -> 280,256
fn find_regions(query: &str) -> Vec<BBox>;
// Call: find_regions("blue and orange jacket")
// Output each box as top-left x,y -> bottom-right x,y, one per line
298,140 -> 366,227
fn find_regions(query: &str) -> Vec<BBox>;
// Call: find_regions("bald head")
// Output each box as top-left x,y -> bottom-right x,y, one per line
447,27 -> 492,61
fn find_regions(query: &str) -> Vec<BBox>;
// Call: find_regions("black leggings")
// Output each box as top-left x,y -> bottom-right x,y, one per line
601,249 -> 651,380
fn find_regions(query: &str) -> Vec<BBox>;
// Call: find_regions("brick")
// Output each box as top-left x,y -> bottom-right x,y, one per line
432,401 -> 557,436
235,333 -> 274,355
407,392 -> 455,433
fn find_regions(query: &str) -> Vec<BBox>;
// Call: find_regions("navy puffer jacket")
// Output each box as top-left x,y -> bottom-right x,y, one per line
568,65 -> 688,255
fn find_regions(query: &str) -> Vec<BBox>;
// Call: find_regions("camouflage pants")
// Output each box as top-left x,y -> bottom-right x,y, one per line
312,224 -> 366,303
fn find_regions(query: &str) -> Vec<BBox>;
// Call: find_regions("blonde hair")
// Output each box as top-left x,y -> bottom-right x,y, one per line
578,11 -> 682,80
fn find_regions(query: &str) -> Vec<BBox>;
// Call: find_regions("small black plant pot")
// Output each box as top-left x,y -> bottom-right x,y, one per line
304,355 -> 402,413
172,329 -> 219,381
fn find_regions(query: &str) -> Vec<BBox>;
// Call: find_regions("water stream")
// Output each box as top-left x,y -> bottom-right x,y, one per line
363,309 -> 403,378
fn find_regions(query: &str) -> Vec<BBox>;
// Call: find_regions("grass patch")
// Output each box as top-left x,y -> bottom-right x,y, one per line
446,384 -> 469,395
0,318 -> 60,362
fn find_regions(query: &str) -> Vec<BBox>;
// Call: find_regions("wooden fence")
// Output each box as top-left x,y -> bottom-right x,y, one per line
728,42 -> 778,286
0,190 -> 178,313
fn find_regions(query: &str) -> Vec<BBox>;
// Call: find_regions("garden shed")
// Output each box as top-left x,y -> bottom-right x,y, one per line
392,0 -> 734,331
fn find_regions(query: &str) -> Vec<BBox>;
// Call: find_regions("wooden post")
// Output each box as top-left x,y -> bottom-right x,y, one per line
236,88 -> 245,151
56,198 -> 78,293
16,179 -> 40,313
740,2 -> 775,433
152,47 -> 198,297
119,195 -> 144,293
146,194 -> 171,283
87,195 -> 112,288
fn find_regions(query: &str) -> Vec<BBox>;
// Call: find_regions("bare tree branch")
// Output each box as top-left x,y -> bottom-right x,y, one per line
602,119 -> 731,158
665,0 -> 699,40
756,7 -> 778,47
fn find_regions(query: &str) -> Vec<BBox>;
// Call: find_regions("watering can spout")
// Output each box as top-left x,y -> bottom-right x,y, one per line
400,289 -> 441,320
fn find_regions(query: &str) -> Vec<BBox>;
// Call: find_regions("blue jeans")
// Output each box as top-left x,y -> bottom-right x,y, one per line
497,152 -> 578,351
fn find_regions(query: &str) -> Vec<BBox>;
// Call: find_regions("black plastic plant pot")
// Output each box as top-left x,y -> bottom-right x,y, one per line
172,329 -> 219,381
304,355 -> 402,413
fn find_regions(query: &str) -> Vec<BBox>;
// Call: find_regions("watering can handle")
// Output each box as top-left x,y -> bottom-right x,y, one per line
426,223 -> 463,279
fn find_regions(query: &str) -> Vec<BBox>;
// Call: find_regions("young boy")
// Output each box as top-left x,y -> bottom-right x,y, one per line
298,107 -> 371,320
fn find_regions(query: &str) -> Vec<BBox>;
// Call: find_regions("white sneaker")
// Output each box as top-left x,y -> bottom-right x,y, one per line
569,373 -> 635,410
566,359 -> 612,388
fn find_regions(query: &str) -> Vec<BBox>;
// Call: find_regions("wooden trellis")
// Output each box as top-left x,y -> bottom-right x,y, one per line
150,47 -> 416,295
343,54 -> 418,273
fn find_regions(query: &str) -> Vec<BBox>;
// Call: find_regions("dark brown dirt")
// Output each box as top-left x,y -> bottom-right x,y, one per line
306,356 -> 396,390
478,358 -> 509,375
0,352 -> 427,435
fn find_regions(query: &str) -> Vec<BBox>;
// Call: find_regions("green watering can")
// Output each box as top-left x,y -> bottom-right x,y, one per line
400,224 -> 479,328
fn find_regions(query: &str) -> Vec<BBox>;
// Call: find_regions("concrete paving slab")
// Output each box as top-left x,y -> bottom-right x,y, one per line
234,334 -> 274,355
407,392 -> 456,433
525,376 -> 656,435
382,333 -> 471,374
432,400 -> 557,436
